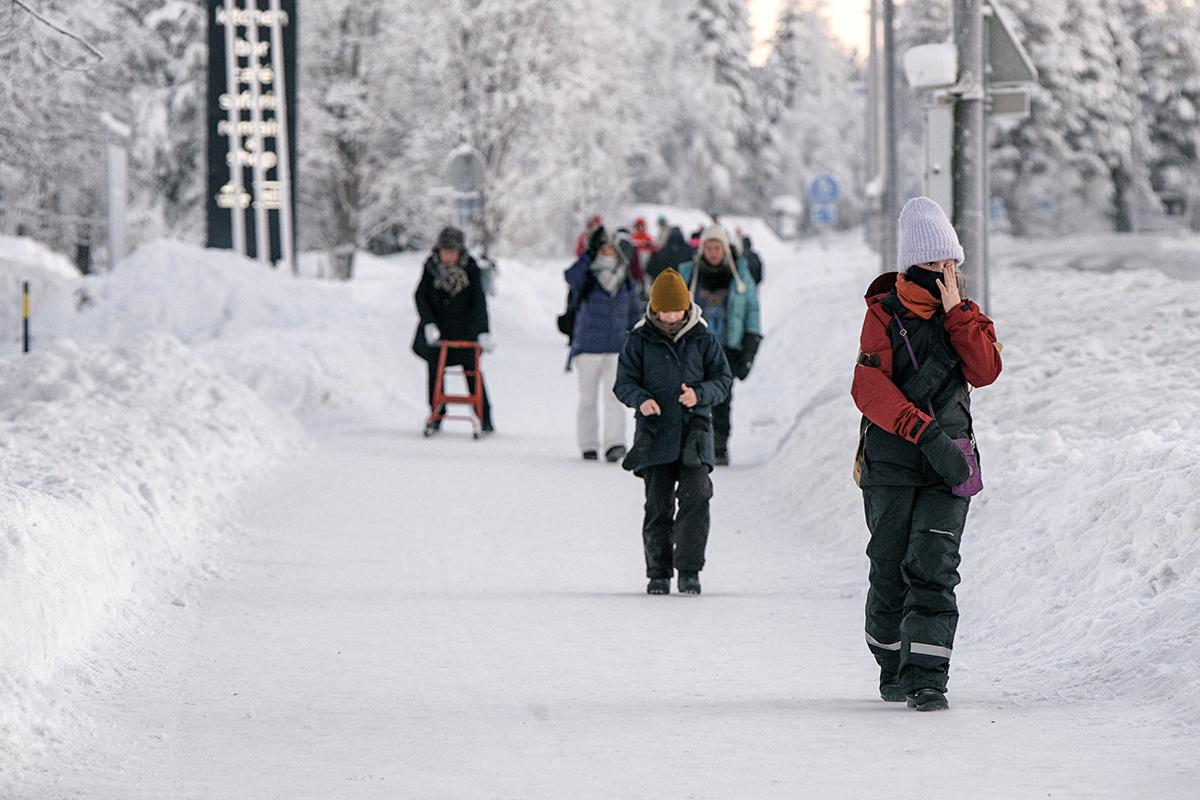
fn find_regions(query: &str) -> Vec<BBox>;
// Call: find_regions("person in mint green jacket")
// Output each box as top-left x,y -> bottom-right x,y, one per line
677,223 -> 762,465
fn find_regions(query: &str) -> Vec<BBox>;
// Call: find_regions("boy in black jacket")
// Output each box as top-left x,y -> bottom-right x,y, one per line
614,269 -> 732,595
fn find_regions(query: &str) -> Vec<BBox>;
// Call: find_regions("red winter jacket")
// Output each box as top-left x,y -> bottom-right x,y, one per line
851,273 -> 1002,447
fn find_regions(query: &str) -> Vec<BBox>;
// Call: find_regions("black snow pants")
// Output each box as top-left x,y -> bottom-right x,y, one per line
641,461 -> 713,578
422,347 -> 492,428
862,483 -> 969,694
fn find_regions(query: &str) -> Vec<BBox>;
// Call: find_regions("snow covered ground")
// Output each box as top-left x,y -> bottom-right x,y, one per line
2,222 -> 1200,797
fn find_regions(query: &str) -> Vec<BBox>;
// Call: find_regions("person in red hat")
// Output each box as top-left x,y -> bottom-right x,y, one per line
574,215 -> 604,257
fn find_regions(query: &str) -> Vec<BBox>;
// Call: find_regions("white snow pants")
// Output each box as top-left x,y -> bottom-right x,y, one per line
574,352 -> 627,455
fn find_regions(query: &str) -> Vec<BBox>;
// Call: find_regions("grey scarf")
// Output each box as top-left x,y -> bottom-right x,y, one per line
590,254 -> 626,295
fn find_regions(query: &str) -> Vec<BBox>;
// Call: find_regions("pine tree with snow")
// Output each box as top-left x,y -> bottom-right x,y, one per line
1124,0 -> 1200,228
992,0 -> 1152,234
661,0 -> 769,215
763,0 -> 864,228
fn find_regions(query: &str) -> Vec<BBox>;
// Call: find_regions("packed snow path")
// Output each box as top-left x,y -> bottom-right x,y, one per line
20,411 -> 1200,797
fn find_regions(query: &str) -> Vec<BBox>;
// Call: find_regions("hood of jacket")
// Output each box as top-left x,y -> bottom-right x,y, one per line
633,303 -> 706,343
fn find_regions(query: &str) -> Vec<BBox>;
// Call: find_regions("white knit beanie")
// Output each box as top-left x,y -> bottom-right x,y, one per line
699,223 -> 736,273
896,197 -> 964,270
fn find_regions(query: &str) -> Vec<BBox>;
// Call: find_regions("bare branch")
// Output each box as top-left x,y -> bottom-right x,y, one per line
11,0 -> 105,66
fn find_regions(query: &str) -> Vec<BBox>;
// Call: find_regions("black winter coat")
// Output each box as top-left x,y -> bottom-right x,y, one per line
645,228 -> 696,281
614,309 -> 733,474
413,253 -> 489,358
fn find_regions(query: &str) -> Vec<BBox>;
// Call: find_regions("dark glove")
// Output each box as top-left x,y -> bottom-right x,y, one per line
918,421 -> 972,486
736,333 -> 761,380
586,226 -> 607,260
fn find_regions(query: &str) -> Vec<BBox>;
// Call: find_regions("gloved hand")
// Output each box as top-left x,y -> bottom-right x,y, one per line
424,323 -> 440,345
737,333 -> 762,380
586,226 -> 607,260
478,332 -> 495,353
918,421 -> 972,486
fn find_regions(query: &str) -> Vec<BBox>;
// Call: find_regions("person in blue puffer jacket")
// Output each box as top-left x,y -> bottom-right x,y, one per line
677,223 -> 762,465
564,226 -> 643,462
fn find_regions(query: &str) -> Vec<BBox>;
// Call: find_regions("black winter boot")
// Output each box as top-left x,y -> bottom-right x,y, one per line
907,688 -> 949,711
880,667 -> 906,702
605,445 -> 627,463
647,578 -> 670,595
677,571 -> 701,595
582,450 -> 599,460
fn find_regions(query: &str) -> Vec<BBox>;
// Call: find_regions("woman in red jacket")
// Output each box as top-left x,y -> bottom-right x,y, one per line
851,197 -> 1002,711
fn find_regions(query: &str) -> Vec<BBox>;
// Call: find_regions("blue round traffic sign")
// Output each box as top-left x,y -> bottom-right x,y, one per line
809,173 -> 840,205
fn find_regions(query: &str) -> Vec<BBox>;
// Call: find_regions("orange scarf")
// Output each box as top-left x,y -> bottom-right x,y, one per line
895,275 -> 942,319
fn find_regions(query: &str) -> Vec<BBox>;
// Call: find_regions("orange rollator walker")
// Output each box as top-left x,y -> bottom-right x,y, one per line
424,340 -> 486,439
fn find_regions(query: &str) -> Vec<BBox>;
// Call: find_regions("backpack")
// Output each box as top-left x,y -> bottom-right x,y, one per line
556,274 -> 595,343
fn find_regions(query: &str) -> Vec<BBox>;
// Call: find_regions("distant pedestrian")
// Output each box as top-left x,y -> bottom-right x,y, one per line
645,226 -> 693,282
739,232 -> 763,285
565,226 -> 643,461
655,214 -> 671,248
677,223 -> 762,465
575,214 -> 604,257
851,197 -> 1002,711
614,268 -> 732,595
613,227 -> 649,297
413,226 -> 495,435
630,217 -> 656,257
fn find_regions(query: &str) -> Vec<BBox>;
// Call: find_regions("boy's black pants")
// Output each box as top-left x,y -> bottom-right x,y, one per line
862,483 -> 969,694
641,460 -> 713,578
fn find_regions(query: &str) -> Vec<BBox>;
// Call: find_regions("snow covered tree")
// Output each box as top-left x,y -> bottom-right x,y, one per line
0,1 -> 111,254
408,0 -> 600,253
992,0 -> 1153,234
0,1 -> 207,261
103,0 -> 208,246
636,0 -> 768,216
299,0 -> 420,277
763,0 -> 865,229
1125,0 -> 1200,228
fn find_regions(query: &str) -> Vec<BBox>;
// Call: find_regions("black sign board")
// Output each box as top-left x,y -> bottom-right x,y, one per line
205,0 -> 297,264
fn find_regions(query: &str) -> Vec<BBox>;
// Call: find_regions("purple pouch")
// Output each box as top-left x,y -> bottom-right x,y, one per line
951,438 -> 982,497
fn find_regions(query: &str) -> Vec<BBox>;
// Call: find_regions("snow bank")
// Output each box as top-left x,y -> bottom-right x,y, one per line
42,241 -> 430,423
742,230 -> 1200,719
0,333 -> 299,761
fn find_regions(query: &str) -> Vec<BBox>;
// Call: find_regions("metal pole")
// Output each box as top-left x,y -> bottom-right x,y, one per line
268,0 -> 295,274
223,0 -> 247,255
245,0 -> 271,264
881,0 -> 898,272
106,141 -> 127,271
866,0 -> 878,250
953,0 -> 986,310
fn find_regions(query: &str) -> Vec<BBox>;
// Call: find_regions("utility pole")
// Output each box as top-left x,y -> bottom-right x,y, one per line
881,0 -> 898,273
953,0 -> 986,310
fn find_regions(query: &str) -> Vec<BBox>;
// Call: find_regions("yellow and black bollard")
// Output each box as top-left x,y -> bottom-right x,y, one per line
22,281 -> 29,353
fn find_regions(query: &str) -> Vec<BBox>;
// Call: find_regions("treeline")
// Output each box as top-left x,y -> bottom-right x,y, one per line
0,0 -> 1196,266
